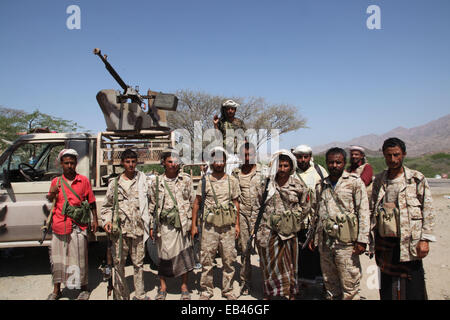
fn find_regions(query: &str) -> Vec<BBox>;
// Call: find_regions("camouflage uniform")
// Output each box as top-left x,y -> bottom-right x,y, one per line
101,171 -> 150,300
371,166 -> 434,299
255,174 -> 309,297
314,171 -> 370,300
371,166 -> 435,262
197,174 -> 240,298
148,172 -> 195,278
232,163 -> 265,290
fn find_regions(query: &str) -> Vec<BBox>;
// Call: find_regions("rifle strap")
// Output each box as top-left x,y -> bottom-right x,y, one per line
314,163 -> 325,182
208,175 -> 231,207
252,178 -> 271,237
163,179 -> 178,210
199,175 -> 206,224
113,177 -> 123,261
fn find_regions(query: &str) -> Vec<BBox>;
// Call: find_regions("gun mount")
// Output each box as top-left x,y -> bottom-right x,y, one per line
93,48 -> 178,133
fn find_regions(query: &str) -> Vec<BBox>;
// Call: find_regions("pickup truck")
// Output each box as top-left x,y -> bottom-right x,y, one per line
0,129 -> 174,249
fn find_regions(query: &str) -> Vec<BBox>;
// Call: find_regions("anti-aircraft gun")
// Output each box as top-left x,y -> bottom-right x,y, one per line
93,48 -> 178,186
93,48 -> 178,132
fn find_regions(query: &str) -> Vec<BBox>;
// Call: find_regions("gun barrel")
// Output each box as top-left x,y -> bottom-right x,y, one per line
93,48 -> 128,92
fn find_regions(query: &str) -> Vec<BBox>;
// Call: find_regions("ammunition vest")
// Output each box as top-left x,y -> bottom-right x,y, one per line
322,186 -> 358,245
205,176 -> 237,228
268,191 -> 304,237
155,176 -> 182,230
60,177 -> 91,225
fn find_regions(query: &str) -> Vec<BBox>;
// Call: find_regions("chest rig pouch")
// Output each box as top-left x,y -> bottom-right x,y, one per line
322,187 -> 358,244
269,192 -> 303,237
205,176 -> 237,228
376,200 -> 400,238
60,177 -> 91,225
158,177 -> 182,229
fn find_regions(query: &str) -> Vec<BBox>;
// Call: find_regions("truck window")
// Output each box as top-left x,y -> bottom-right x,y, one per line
6,142 -> 65,182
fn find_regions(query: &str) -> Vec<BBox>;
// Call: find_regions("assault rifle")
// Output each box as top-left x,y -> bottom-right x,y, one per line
245,177 -> 270,257
193,175 -> 206,268
39,199 -> 56,245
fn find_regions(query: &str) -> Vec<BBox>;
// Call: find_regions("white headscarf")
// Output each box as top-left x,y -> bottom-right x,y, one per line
57,149 -> 78,161
292,144 -> 312,155
222,99 -> 240,109
265,149 -> 297,203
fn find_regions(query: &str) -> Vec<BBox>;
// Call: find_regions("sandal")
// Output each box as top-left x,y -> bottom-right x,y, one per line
199,293 -> 211,300
76,291 -> 91,300
180,291 -> 191,300
155,290 -> 167,300
133,296 -> 151,300
223,293 -> 237,300
47,292 -> 61,300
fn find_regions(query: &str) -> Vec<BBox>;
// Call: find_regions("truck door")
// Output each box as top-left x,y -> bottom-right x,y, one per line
0,141 -> 65,244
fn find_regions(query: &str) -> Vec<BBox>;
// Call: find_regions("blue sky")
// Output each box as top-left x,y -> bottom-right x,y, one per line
1,0 -> 449,150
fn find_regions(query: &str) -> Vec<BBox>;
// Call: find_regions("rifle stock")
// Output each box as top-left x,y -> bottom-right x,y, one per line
106,238 -> 114,299
39,198 -> 56,245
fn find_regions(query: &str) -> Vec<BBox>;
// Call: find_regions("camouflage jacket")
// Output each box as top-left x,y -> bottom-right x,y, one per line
232,163 -> 266,220
371,166 -> 435,262
314,171 -> 370,246
255,174 -> 309,247
196,173 -> 240,216
101,171 -> 151,239
217,117 -> 246,151
148,172 -> 195,236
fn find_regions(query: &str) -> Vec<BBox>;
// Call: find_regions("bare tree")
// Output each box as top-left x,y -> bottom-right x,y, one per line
167,89 -> 307,149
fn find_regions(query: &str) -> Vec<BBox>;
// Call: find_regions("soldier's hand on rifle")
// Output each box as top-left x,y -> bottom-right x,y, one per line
104,222 -> 112,234
91,219 -> 98,233
47,184 -> 59,201
191,224 -> 198,240
213,115 -> 220,128
417,240 -> 430,259
353,242 -> 366,255
235,223 -> 240,240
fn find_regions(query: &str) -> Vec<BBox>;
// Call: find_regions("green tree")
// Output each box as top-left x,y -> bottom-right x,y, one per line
0,106 -> 83,150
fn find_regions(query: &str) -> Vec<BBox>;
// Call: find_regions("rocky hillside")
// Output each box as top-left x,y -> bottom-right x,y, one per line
313,114 -> 450,156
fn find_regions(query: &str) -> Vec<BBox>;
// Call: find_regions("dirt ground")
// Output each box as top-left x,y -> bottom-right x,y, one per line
1,187 -> 449,300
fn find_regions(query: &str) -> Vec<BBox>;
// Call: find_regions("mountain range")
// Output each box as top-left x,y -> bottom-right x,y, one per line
312,114 -> 450,157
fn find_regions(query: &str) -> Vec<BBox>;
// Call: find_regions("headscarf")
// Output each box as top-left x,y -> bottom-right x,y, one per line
57,149 -> 78,161
292,144 -> 312,155
265,149 -> 297,203
349,145 -> 365,154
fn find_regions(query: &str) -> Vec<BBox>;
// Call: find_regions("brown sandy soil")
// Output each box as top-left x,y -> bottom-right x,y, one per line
1,188 -> 449,300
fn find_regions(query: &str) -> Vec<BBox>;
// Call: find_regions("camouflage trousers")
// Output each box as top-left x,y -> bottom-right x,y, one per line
238,212 -> 253,287
200,223 -> 237,297
111,234 -> 146,300
319,241 -> 361,300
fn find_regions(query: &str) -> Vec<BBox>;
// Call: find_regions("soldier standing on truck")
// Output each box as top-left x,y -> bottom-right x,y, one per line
309,147 -> 370,300
101,149 -> 151,300
148,148 -> 196,300
191,146 -> 241,300
46,149 -> 98,300
213,99 -> 247,174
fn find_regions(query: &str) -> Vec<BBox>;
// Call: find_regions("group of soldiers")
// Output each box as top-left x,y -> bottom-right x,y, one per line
45,99 -> 435,300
